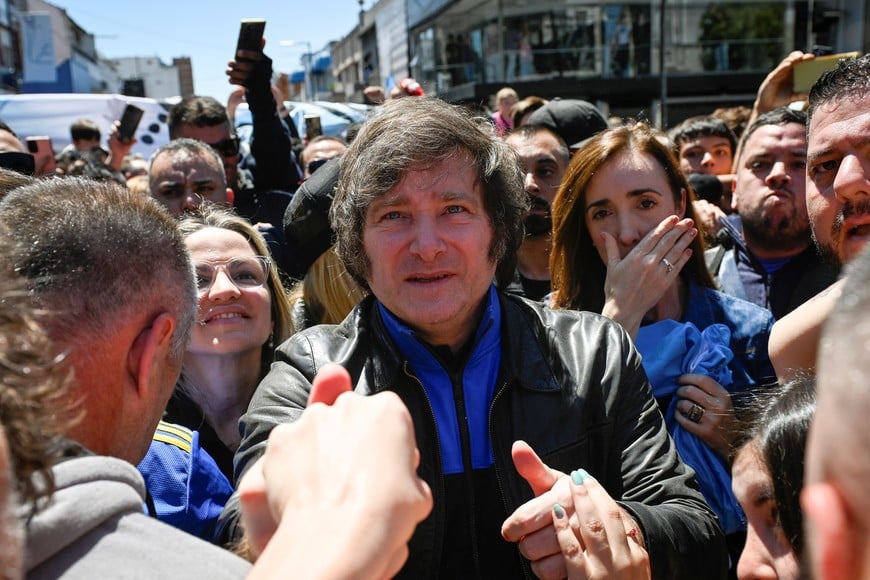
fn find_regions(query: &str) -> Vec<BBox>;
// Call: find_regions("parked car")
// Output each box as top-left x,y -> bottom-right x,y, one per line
233,100 -> 370,142
0,93 -> 171,158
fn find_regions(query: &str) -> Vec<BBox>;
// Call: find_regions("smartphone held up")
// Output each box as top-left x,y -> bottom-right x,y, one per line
792,51 -> 861,93
117,104 -> 144,144
237,18 -> 266,54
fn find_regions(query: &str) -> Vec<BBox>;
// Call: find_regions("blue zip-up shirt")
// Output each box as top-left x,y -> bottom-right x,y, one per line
379,284 -> 502,474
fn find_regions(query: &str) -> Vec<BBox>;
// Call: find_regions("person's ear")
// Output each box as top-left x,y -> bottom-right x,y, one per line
801,482 -> 857,580
127,312 -> 177,401
678,187 -> 687,218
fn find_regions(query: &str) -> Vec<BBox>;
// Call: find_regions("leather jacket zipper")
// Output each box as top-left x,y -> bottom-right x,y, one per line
489,377 -> 533,579
402,362 -> 446,574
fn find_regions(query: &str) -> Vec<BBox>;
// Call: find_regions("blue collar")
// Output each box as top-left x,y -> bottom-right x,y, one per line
377,284 -> 502,359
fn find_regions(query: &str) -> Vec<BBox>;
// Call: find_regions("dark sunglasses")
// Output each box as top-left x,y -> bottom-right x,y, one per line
0,151 -> 35,175
306,158 -> 329,176
207,137 -> 240,158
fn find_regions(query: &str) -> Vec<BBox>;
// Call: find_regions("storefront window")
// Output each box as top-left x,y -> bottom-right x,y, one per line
418,0 -> 797,89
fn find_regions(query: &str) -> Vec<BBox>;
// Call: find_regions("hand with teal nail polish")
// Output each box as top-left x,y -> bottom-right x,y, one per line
556,467 -> 650,579
571,469 -> 591,485
503,441 -> 650,579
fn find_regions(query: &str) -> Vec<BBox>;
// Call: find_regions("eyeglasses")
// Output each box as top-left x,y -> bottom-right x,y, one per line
207,137 -> 240,158
194,256 -> 271,295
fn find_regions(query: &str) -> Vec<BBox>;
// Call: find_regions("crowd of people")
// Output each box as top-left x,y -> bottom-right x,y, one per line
0,33 -> 867,580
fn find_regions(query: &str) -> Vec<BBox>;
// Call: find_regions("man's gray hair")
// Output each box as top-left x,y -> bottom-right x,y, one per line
148,137 -> 227,189
330,96 -> 528,289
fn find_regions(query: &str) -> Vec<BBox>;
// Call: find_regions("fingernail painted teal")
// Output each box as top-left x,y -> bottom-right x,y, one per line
572,469 -> 591,485
553,503 -> 565,518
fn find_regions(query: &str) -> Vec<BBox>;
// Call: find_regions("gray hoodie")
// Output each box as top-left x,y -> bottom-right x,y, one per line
22,454 -> 251,579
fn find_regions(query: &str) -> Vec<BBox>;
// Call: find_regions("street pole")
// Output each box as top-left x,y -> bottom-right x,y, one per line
658,0 -> 668,129
305,41 -> 313,101
279,39 -> 313,101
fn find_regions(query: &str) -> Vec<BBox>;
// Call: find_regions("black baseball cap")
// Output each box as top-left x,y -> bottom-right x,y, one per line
526,99 -> 608,149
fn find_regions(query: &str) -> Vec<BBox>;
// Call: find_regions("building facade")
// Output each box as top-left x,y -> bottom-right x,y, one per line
109,56 -> 193,99
334,0 -> 867,125
0,0 -> 192,98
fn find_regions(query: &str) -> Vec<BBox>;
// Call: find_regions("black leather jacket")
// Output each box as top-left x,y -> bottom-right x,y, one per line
222,292 -> 728,579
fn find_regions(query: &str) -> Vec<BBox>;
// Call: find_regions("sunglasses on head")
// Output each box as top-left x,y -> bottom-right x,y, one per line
306,158 -> 329,176
207,137 -> 240,158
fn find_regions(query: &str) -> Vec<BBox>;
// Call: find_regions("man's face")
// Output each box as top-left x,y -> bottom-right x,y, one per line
807,99 -> 870,266
73,137 -> 101,152
498,96 -> 517,118
149,150 -> 230,216
506,131 -> 568,237
678,135 -> 733,176
733,122 -> 810,254
362,155 -> 496,350
173,122 -> 239,191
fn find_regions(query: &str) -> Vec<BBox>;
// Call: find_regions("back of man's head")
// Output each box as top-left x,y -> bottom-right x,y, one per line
168,95 -> 231,139
0,178 -> 197,460
0,178 -> 196,353
331,96 -> 527,289
808,242 -> 870,578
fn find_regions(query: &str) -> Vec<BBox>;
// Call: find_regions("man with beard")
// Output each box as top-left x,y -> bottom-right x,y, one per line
500,125 -> 570,300
706,107 -> 838,319
769,54 -> 870,380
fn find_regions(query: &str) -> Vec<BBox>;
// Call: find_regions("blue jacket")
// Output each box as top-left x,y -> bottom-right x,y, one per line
681,281 -> 777,393
138,421 -> 232,543
637,283 -> 776,536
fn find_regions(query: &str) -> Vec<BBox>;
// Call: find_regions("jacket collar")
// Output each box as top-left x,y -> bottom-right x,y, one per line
361,290 -> 561,394
496,293 -> 563,393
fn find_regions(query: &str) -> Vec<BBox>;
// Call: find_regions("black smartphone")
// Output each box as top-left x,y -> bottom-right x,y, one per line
236,18 -> 266,53
117,104 -> 144,142
304,114 -> 322,140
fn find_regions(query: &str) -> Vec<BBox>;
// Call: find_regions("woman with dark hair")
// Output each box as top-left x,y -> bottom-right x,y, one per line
731,376 -> 814,579
549,121 -> 777,564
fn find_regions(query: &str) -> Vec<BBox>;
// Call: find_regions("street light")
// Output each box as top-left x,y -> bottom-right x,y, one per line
279,39 -> 313,101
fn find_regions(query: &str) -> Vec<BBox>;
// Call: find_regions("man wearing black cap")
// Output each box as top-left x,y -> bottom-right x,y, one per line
526,98 -> 608,153
501,125 -> 569,300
